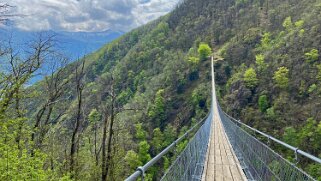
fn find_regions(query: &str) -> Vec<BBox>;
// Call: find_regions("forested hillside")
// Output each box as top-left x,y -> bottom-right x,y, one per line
0,0 -> 320,180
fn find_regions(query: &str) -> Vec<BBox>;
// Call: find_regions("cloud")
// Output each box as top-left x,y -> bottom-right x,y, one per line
3,0 -> 179,32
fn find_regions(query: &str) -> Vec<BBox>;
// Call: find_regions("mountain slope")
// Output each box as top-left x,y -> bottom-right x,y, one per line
83,0 -> 321,179
67,0 -> 321,178
3,0 -> 321,180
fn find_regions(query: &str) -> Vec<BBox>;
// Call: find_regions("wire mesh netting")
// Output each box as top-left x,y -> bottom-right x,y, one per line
161,112 -> 213,181
217,105 -> 316,181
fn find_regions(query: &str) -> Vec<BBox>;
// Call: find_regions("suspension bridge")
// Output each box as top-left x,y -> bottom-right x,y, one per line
125,57 -> 321,181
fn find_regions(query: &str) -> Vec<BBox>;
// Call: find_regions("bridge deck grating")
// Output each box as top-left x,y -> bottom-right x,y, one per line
202,104 -> 247,181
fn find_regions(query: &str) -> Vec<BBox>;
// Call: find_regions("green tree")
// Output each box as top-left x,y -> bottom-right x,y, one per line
305,49 -> 319,63
273,67 -> 289,89
283,17 -> 293,31
316,64 -> 321,81
188,46 -> 200,65
148,89 -> 166,126
298,118 -> 321,150
151,128 -> 164,153
135,123 -> 147,141
0,141 -> 55,180
255,54 -> 267,72
243,68 -> 258,88
283,127 -> 299,147
294,20 -> 304,28
89,109 -> 101,124
308,84 -> 317,94
191,84 -> 207,108
163,156 -> 170,170
138,141 -> 151,164
258,95 -> 269,113
125,150 -> 142,171
163,124 -> 176,147
0,35 -> 70,180
198,43 -> 211,61
188,56 -> 200,65
260,32 -> 272,50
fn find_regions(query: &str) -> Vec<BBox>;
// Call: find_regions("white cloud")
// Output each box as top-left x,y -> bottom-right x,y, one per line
133,0 -> 179,25
3,0 -> 179,32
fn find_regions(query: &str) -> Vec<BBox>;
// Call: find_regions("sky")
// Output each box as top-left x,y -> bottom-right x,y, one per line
3,0 -> 180,32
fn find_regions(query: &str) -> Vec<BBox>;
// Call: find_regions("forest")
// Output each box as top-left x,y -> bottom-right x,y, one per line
0,0 -> 321,180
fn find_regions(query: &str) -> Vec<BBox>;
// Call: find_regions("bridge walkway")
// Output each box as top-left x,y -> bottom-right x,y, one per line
202,104 -> 247,181
201,57 -> 247,181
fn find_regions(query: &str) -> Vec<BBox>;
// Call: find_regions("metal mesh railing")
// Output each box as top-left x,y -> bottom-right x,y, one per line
125,111 -> 213,181
161,111 -> 213,181
217,105 -> 316,181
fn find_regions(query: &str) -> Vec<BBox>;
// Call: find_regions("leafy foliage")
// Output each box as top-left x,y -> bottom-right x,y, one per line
305,49 -> 319,63
273,67 -> 289,89
255,54 -> 268,73
135,123 -> 147,141
125,150 -> 142,171
198,43 -> 211,61
151,128 -> 164,153
148,89 -> 166,126
244,68 -> 258,89
283,17 -> 293,30
163,125 -> 176,147
138,141 -> 151,164
88,109 -> 101,124
258,95 -> 269,113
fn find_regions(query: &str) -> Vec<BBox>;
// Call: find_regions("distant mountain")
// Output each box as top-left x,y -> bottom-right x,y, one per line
0,28 -> 123,60
56,30 -> 124,59
0,28 -> 123,83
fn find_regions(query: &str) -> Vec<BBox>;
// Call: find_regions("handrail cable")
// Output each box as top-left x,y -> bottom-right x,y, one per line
125,112 -> 210,181
125,56 -> 216,181
220,108 -> 321,164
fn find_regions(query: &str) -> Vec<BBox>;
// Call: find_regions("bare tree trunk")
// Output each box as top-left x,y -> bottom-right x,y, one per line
31,103 -> 48,156
94,124 -> 99,166
39,106 -> 53,139
101,115 -> 109,181
70,87 -> 82,176
105,97 -> 115,180
99,74 -> 138,180
14,88 -> 24,151
101,76 -> 115,181
32,57 -> 69,156
70,60 -> 85,177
